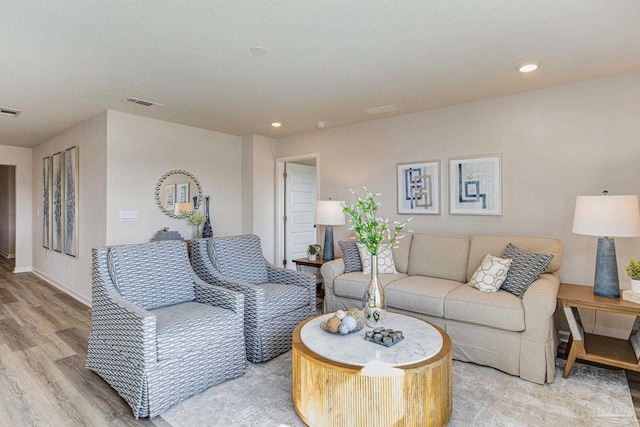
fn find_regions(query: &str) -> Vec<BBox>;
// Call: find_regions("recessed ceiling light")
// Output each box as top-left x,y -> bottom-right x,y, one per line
271,122 -> 282,128
517,62 -> 540,73
250,47 -> 267,56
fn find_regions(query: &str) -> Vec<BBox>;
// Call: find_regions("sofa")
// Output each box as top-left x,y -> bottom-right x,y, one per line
321,233 -> 563,384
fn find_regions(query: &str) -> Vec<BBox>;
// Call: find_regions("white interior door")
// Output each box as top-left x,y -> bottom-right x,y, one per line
285,163 -> 317,269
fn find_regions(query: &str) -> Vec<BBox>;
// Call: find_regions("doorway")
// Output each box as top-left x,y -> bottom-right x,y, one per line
276,154 -> 319,269
0,165 -> 16,263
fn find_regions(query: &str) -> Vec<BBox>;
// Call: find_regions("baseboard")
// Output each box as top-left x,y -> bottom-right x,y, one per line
0,250 -> 15,259
13,266 -> 32,273
31,268 -> 91,307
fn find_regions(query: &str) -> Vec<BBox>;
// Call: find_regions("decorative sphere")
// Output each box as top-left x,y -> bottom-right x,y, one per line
341,315 -> 357,332
326,316 -> 341,333
338,323 -> 350,335
335,310 -> 346,320
347,308 -> 361,320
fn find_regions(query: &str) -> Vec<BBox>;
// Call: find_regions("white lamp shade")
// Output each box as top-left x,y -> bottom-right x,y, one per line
175,202 -> 194,215
572,195 -> 640,237
315,200 -> 346,226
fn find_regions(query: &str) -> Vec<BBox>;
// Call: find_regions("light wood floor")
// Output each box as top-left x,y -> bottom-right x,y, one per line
2,256 -> 640,425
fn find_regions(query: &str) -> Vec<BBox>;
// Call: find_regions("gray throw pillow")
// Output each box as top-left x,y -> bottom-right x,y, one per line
501,243 -> 553,298
338,240 -> 362,273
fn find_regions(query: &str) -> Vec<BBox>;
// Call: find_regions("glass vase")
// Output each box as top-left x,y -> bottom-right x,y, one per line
363,254 -> 386,327
193,225 -> 201,239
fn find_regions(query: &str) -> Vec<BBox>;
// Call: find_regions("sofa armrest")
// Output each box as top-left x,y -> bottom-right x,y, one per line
320,259 -> 345,311
521,272 -> 560,341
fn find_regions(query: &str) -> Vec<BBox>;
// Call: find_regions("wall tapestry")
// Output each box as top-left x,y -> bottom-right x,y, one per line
42,156 -> 51,249
51,151 -> 63,252
449,154 -> 502,215
64,146 -> 78,257
397,161 -> 440,214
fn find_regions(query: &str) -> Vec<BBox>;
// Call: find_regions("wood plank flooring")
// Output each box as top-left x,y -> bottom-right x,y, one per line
2,255 -> 640,425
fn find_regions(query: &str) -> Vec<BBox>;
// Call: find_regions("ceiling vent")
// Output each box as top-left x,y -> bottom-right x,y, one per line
126,97 -> 166,107
363,104 -> 400,115
0,107 -> 21,117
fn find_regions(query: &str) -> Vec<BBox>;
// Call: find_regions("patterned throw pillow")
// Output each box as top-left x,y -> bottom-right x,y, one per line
338,240 -> 362,273
357,243 -> 397,275
501,243 -> 554,298
468,254 -> 512,293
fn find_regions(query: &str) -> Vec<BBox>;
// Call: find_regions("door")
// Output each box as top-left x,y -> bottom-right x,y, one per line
284,163 -> 317,269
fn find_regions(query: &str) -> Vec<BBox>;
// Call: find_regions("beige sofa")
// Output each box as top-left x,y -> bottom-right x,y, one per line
321,233 -> 563,384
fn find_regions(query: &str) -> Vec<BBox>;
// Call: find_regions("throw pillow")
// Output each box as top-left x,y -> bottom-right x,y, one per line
468,254 -> 512,293
338,240 -> 362,273
357,243 -> 397,275
501,243 -> 554,298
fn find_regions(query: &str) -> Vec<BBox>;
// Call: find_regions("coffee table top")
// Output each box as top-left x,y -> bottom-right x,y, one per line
299,312 -> 444,367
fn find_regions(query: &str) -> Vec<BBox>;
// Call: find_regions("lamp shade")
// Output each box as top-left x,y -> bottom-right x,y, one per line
572,195 -> 640,237
315,200 -> 346,226
175,202 -> 194,215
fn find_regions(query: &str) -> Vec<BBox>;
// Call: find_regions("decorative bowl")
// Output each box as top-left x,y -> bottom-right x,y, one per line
320,320 -> 364,335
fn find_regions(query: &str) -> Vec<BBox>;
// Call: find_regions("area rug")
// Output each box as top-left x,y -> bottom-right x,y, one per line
160,353 -> 638,426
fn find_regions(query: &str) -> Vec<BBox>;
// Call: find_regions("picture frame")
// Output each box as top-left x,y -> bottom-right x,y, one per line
42,156 -> 51,249
164,184 -> 176,211
64,146 -> 79,257
52,152 -> 63,252
397,160 -> 440,214
177,182 -> 190,204
449,154 -> 502,216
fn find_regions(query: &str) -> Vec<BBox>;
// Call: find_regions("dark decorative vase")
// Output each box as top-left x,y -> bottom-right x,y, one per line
363,254 -> 386,327
202,196 -> 213,238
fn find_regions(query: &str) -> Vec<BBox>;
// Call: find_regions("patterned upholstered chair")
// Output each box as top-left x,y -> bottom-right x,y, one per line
85,240 -> 246,419
191,234 -> 316,363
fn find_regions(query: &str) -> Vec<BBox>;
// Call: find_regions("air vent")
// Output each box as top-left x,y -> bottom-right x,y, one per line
363,104 -> 400,115
0,107 -> 21,117
126,97 -> 166,107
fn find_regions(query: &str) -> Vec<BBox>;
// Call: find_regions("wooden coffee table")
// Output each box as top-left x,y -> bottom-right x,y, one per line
292,312 -> 452,426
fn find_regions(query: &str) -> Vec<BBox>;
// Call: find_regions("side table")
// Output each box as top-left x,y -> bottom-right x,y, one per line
293,258 -> 338,306
558,283 -> 640,378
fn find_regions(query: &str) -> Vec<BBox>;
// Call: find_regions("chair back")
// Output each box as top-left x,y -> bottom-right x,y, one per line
208,234 -> 269,284
108,240 -> 195,310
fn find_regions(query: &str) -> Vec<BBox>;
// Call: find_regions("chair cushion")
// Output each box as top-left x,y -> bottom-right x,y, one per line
108,241 -> 195,310
151,301 -> 239,361
384,276 -> 464,318
333,272 -> 408,301
256,283 -> 312,320
444,285 -> 525,331
209,235 -> 269,285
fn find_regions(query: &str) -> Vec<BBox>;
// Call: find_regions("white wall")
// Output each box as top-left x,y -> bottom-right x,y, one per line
106,110 -> 243,245
32,112 -> 107,304
0,146 -> 31,271
276,72 -> 640,337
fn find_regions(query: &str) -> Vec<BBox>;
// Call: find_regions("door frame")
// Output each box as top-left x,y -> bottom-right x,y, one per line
275,153 -> 320,268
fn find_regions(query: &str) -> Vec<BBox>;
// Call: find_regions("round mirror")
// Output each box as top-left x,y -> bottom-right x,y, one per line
155,170 -> 203,218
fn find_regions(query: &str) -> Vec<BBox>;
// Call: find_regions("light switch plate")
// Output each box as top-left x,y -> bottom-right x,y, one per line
119,211 -> 139,222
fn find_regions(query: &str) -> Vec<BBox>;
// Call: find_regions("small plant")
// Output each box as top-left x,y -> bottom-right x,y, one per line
161,227 -> 170,232
627,258 -> 640,280
307,244 -> 321,256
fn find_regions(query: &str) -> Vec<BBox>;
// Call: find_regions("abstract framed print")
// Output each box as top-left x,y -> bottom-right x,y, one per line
397,161 -> 440,214
43,156 -> 51,249
64,146 -> 79,257
52,151 -> 63,252
449,154 -> 502,215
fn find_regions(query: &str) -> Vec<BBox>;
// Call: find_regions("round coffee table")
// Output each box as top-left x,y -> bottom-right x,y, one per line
292,312 -> 452,427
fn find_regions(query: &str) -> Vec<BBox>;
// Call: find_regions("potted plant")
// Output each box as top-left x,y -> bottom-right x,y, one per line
307,244 -> 322,261
627,258 -> 640,293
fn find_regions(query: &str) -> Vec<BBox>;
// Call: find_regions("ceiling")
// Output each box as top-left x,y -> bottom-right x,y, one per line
2,1 -> 640,148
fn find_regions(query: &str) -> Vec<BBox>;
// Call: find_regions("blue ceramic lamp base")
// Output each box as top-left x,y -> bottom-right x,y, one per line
323,225 -> 335,261
593,237 -> 620,298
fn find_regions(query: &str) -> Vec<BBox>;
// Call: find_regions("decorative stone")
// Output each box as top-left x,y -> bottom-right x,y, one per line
326,316 -> 341,333
347,308 -> 361,320
342,316 -> 357,332
335,310 -> 346,320
338,323 -> 350,335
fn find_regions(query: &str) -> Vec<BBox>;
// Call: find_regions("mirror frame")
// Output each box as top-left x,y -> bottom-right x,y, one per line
155,170 -> 203,218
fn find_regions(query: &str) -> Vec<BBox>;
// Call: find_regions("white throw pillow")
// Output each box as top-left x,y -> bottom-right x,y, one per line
468,254 -> 512,292
357,243 -> 397,274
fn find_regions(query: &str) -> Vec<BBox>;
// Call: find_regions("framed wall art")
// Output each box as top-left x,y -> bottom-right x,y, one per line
42,156 -> 51,249
397,161 -> 440,214
177,182 -> 190,204
64,146 -> 79,257
449,154 -> 502,215
52,151 -> 63,252
164,184 -> 176,211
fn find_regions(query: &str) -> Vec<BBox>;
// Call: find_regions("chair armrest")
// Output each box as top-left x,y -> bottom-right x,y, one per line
522,272 -> 560,342
91,248 -> 158,367
193,276 -> 244,319
267,265 -> 316,308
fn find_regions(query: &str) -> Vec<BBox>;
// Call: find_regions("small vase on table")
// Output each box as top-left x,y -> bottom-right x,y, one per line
363,253 -> 386,328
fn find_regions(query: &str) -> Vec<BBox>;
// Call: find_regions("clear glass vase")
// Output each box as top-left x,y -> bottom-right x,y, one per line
363,254 -> 387,327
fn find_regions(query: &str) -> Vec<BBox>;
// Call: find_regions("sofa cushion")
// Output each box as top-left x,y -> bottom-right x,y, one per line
357,244 -> 397,274
407,234 -> 469,282
333,272 -> 407,301
385,276 -> 464,318
391,232 -> 413,274
468,254 -> 512,292
444,285 -> 525,331
338,240 -> 362,273
466,236 -> 562,282
500,243 -> 553,298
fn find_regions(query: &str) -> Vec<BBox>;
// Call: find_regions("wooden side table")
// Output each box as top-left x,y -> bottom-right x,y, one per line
558,283 -> 640,378
293,258 -> 337,304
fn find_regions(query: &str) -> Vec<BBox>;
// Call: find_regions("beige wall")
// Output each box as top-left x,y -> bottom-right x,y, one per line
276,72 -> 640,337
106,111 -> 243,245
32,112 -> 107,304
0,165 -> 16,258
0,145 -> 32,272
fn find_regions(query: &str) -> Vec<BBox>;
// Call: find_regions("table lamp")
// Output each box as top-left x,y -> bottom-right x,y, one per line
572,192 -> 640,297
315,200 -> 345,261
